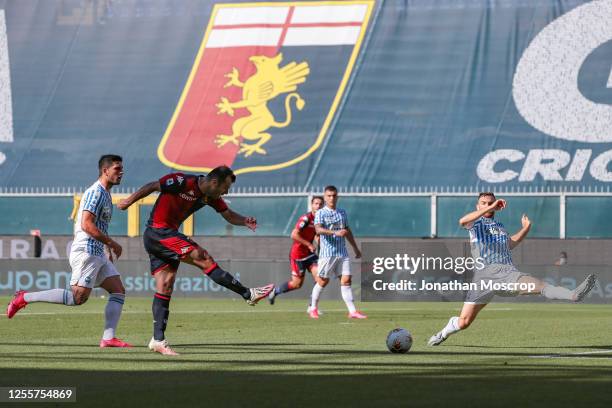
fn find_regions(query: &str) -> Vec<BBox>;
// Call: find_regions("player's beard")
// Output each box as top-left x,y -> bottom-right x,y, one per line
110,176 -> 122,186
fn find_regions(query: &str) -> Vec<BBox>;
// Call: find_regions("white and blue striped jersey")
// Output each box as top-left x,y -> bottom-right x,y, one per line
72,181 -> 113,257
467,217 -> 513,266
315,206 -> 349,258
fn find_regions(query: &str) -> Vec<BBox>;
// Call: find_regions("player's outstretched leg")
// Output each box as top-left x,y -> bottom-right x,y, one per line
269,276 -> 303,305
206,263 -> 274,305
428,303 -> 486,346
7,288 -> 78,318
428,316 -> 460,346
535,274 -> 596,301
247,283 -> 275,306
572,274 -> 596,301
99,276 -> 131,348
187,247 -> 274,306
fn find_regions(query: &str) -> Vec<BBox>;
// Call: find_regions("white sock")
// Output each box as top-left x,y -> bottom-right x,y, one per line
310,283 -> 324,309
24,289 -> 75,306
340,285 -> 357,313
441,316 -> 461,338
103,293 -> 125,340
541,284 -> 573,300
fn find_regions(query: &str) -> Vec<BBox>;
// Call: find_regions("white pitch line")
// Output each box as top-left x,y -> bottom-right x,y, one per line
529,349 -> 612,358
5,307 -> 520,317
9,308 -> 416,316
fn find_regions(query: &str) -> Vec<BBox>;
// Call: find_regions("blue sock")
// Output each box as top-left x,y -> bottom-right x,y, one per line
276,281 -> 292,295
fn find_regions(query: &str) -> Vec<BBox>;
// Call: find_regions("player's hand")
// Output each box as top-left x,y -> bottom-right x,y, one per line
521,214 -> 531,229
354,248 -> 362,259
245,216 -> 257,231
117,199 -> 130,211
334,229 -> 348,237
489,199 -> 506,212
108,240 -> 122,260
307,243 -> 316,253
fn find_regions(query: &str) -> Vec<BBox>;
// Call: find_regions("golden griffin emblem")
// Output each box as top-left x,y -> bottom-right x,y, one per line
215,53 -> 310,157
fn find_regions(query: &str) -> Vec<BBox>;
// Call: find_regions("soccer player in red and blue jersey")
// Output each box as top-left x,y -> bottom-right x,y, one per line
118,166 -> 274,355
268,196 -> 323,305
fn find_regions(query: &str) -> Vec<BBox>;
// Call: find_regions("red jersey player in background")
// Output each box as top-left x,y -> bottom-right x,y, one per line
268,196 -> 324,305
118,166 -> 274,355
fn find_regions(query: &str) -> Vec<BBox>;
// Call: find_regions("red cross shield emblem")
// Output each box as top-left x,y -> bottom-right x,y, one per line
157,1 -> 375,174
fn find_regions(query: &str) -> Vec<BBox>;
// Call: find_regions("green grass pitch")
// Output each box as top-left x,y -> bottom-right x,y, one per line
1,298 -> 611,407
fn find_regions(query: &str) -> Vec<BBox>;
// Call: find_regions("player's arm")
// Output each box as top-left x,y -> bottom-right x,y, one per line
345,227 -> 361,259
81,211 -> 122,259
221,208 -> 257,231
509,214 -> 531,249
458,199 -> 506,227
291,228 -> 315,253
117,181 -> 160,210
315,224 -> 347,237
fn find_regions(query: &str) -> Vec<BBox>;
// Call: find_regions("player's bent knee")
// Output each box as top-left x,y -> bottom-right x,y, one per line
193,247 -> 213,261
73,293 -> 89,305
103,277 -> 125,294
340,276 -> 352,286
201,258 -> 216,270
71,287 -> 91,305
193,248 -> 216,270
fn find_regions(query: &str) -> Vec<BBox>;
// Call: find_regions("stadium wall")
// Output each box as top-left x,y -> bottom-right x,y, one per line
0,236 -> 610,302
3,235 -> 612,265
3,192 -> 612,238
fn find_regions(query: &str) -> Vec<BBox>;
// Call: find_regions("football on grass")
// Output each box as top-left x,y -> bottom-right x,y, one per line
386,328 -> 413,353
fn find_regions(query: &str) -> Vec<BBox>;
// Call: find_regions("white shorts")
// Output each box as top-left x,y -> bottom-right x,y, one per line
318,257 -> 351,279
69,251 -> 120,288
464,264 -> 527,304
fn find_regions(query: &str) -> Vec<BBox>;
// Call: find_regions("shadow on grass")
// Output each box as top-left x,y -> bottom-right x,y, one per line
2,350 -> 612,366
0,367 -> 611,408
2,341 -> 612,360
453,344 -> 612,350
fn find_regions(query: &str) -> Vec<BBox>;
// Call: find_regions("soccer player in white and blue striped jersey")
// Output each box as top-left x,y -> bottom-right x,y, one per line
308,185 -> 366,319
428,192 -> 596,346
6,155 -> 131,348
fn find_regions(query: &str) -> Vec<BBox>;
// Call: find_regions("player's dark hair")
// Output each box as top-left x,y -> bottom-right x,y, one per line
324,185 -> 337,193
206,165 -> 236,183
478,191 -> 495,200
98,154 -> 122,175
312,195 -> 324,203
